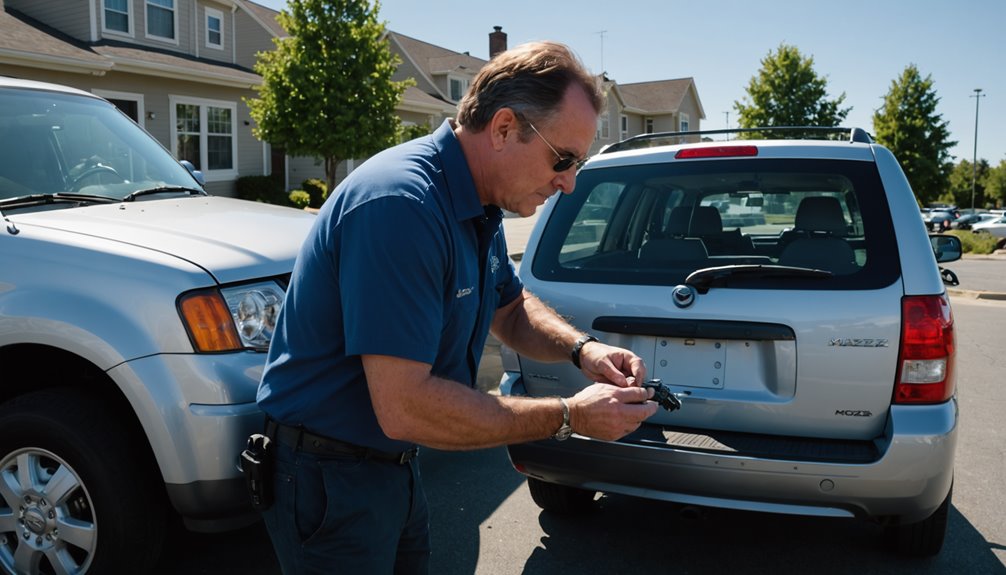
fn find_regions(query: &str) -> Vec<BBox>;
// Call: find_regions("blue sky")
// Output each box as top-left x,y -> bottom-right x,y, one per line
252,0 -> 1005,166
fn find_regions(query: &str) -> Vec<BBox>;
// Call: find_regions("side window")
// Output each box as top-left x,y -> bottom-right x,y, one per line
559,182 -> 625,263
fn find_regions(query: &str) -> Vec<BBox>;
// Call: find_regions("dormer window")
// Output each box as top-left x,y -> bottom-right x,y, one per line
449,76 -> 469,102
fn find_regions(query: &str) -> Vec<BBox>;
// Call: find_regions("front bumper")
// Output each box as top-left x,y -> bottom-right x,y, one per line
107,351 -> 268,526
502,372 -> 957,523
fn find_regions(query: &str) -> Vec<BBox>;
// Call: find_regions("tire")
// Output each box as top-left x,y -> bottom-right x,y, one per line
886,485 -> 951,557
0,389 -> 165,574
526,477 -> 596,514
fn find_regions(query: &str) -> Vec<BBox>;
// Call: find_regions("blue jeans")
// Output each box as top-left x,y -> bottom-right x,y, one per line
262,440 -> 430,574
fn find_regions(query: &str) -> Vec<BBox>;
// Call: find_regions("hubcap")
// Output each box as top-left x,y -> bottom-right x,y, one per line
0,448 -> 96,574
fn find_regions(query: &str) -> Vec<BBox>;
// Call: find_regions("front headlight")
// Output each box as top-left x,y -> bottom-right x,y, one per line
178,280 -> 285,352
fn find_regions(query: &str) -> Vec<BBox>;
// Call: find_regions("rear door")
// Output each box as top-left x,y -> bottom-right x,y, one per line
520,148 -> 903,441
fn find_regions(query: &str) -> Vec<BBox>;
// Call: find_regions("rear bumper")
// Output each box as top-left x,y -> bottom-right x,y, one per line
502,372 -> 957,523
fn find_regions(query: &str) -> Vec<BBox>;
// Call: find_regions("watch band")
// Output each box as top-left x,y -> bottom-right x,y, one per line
570,334 -> 598,369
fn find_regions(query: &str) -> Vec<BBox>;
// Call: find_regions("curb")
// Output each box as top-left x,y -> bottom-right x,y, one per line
947,288 -> 1006,301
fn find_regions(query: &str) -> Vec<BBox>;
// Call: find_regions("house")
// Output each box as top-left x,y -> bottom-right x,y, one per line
0,1 -> 704,194
0,0 -> 278,196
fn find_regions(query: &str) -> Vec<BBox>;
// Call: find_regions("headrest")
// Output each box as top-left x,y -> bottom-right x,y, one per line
794,196 -> 847,235
690,206 -> 723,235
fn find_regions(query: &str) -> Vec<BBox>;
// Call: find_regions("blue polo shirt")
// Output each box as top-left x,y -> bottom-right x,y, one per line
257,120 -> 523,453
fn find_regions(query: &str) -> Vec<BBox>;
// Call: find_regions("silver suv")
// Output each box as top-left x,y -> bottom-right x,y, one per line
0,77 -> 312,573
501,128 -> 962,557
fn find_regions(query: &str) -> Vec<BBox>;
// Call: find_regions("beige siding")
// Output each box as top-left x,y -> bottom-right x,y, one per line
193,0 -> 236,65
6,0 -> 91,41
233,6 -> 277,70
392,56 -> 438,96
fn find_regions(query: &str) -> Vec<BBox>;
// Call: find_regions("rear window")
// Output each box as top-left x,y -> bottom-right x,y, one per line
531,158 -> 900,289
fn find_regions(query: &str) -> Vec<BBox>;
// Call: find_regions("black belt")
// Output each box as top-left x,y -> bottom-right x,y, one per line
265,419 -> 418,465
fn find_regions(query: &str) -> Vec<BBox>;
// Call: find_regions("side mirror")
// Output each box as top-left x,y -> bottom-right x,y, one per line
930,234 -> 962,263
179,160 -> 206,186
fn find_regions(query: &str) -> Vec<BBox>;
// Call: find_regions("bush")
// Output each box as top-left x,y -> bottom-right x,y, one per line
301,178 -> 327,208
947,230 -> 999,254
236,174 -> 287,206
288,190 -> 311,209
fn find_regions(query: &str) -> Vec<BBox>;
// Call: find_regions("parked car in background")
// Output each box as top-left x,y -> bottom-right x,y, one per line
971,215 -> 1006,237
952,212 -> 998,230
501,127 -> 962,558
0,77 -> 314,574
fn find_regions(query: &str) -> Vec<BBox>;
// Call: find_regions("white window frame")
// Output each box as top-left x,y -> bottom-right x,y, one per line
101,0 -> 133,38
679,112 -> 690,132
448,75 -> 469,102
93,89 -> 146,129
169,95 -> 238,182
205,7 -> 224,50
145,0 -> 178,45
620,114 -> 628,139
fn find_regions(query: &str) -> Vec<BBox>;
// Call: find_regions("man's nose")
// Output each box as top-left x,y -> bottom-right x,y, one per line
552,169 -> 577,195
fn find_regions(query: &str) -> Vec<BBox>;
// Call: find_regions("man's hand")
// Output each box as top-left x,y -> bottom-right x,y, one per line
567,383 -> 658,441
576,340 -> 646,387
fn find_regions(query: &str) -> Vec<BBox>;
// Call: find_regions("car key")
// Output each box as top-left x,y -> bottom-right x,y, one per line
642,379 -> 687,412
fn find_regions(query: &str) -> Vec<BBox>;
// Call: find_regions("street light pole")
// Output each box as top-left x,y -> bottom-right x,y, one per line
970,88 -> 985,211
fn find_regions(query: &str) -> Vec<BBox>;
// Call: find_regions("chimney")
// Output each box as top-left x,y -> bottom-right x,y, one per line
489,26 -> 507,59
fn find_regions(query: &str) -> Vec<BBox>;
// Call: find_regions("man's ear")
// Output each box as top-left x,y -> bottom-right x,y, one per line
489,107 -> 519,151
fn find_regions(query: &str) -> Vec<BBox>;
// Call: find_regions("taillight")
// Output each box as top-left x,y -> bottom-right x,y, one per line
894,294 -> 956,404
675,145 -> 758,159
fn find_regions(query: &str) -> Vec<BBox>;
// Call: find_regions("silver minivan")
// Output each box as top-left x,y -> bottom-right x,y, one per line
501,128 -> 962,557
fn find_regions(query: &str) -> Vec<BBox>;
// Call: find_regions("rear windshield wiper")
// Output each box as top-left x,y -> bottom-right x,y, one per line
685,264 -> 833,293
0,193 -> 119,209
121,186 -> 206,202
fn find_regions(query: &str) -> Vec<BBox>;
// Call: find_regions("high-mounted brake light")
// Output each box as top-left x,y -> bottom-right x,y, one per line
894,294 -> 956,404
675,145 -> 759,159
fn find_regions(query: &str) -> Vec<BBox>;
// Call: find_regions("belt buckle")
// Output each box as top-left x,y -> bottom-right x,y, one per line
398,446 -> 418,465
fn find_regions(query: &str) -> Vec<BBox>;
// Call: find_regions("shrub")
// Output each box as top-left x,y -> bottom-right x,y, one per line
301,178 -> 327,208
236,174 -> 287,206
947,230 -> 999,255
288,190 -> 311,209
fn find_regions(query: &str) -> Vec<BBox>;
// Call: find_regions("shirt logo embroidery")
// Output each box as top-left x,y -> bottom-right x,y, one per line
490,255 -> 500,275
456,287 -> 474,298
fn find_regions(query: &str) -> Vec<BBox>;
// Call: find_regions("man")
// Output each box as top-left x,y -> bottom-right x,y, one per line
256,41 -> 658,574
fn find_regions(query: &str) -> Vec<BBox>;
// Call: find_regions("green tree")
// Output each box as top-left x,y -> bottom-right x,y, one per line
247,0 -> 411,192
734,44 -> 850,139
947,158 -> 990,209
872,65 -> 956,206
983,160 -> 1006,209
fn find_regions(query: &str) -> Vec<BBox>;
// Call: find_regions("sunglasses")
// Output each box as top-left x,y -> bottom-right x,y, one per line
526,121 -> 588,172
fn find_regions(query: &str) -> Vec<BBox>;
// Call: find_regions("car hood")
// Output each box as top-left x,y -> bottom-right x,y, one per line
12,196 -> 315,284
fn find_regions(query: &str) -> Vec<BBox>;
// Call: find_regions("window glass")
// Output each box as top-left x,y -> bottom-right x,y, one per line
207,12 -> 222,47
206,107 -> 233,170
535,159 -> 898,290
104,0 -> 129,33
449,77 -> 468,101
147,0 -> 175,39
176,104 -> 200,169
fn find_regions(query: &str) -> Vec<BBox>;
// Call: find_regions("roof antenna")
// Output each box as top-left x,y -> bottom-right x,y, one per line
596,30 -> 607,73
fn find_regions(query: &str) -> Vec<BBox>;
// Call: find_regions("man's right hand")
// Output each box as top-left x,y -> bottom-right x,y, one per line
567,383 -> 658,441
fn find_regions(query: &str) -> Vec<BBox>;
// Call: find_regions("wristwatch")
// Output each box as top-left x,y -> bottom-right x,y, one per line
570,334 -> 598,369
553,397 -> 573,441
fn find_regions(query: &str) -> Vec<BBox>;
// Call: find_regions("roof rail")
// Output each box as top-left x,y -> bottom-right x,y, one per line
599,126 -> 874,155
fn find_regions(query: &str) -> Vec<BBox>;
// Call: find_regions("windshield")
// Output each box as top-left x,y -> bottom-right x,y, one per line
0,87 -> 201,203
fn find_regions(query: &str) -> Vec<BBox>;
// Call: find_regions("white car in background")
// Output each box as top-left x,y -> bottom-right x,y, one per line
971,215 -> 1006,237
